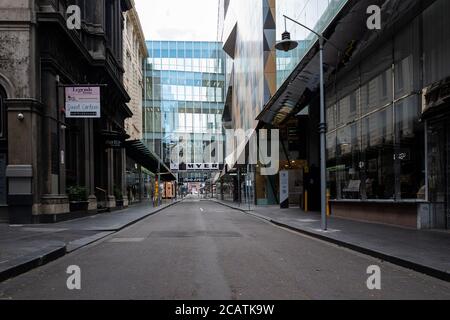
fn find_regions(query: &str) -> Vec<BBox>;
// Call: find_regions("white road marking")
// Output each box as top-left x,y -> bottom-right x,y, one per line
21,228 -> 68,233
200,208 -> 204,212
109,238 -> 145,243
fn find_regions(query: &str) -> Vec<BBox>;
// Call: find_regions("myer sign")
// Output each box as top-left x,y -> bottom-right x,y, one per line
65,86 -> 101,118
171,163 -> 220,171
187,163 -> 220,170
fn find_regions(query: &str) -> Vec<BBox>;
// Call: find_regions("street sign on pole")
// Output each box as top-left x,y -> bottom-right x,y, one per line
280,170 -> 289,209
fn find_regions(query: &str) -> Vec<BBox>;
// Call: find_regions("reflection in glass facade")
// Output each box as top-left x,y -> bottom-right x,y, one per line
143,41 -> 225,182
276,0 -> 348,87
218,0 -> 351,205
276,40 -> 309,86
325,12 -> 430,202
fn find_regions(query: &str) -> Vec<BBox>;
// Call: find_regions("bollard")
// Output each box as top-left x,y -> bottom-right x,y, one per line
304,190 -> 308,213
326,189 -> 331,217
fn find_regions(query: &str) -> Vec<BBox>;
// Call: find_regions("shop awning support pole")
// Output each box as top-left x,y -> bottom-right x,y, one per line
319,36 -> 328,231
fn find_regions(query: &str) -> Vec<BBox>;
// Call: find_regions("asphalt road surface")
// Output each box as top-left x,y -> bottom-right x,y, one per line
1,199 -> 450,300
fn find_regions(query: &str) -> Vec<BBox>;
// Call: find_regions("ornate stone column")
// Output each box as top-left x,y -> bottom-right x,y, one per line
106,123 -> 116,209
121,147 -> 129,207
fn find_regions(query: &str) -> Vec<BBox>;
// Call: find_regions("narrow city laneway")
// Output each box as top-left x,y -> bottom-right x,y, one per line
0,200 -> 449,300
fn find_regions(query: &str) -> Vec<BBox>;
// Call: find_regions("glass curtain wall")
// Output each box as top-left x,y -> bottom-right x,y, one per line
326,16 -> 425,201
143,41 -> 225,184
423,0 -> 450,229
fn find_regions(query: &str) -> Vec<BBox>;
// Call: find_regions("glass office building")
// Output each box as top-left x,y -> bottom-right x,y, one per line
324,0 -> 450,229
143,41 -> 225,185
218,0 -> 350,206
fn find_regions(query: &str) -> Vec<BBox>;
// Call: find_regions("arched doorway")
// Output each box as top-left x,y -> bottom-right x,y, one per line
0,86 -> 8,217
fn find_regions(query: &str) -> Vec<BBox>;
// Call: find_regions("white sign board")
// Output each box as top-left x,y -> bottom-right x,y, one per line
280,170 -> 289,207
65,87 -> 101,118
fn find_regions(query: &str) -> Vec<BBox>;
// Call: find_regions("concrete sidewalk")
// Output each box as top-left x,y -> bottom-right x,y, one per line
211,199 -> 450,282
0,200 -> 181,282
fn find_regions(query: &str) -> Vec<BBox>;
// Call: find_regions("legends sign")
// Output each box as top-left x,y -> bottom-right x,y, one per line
65,86 -> 101,118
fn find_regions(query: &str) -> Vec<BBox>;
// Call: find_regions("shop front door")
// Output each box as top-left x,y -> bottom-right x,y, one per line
0,87 -> 7,222
428,116 -> 450,229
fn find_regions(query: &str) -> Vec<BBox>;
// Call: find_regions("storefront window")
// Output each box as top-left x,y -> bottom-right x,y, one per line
336,122 -> 361,199
324,16 -> 430,202
361,107 -> 395,199
326,132 -> 337,199
427,120 -> 447,204
394,95 -> 425,199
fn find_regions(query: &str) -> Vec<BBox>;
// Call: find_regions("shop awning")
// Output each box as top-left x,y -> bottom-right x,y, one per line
124,140 -> 176,181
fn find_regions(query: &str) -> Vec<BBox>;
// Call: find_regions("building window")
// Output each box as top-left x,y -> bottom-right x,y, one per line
336,121 -> 361,200
395,56 -> 414,99
394,95 -> 424,200
328,55 -> 422,201
326,131 -> 337,199
349,91 -> 358,115
361,106 -> 395,200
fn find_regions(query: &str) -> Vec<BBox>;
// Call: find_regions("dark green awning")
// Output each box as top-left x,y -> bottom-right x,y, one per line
124,140 -> 176,181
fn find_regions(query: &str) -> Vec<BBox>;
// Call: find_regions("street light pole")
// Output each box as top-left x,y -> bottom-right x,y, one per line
275,15 -> 339,231
318,37 -> 328,231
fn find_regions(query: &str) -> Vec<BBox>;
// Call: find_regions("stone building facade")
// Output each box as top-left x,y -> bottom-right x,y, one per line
123,0 -> 147,141
0,0 -> 134,223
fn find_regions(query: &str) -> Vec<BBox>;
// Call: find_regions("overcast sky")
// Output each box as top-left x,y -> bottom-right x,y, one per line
135,0 -> 220,41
